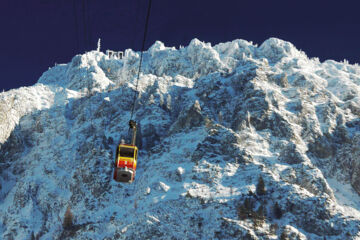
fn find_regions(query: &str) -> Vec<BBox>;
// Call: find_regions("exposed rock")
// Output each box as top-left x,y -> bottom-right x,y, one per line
269,72 -> 289,88
279,142 -> 304,164
308,135 -> 335,159
350,134 -> 360,193
281,225 -> 307,240
169,100 -> 204,133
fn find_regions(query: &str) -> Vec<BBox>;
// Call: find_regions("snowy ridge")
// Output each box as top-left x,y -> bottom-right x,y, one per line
0,37 -> 360,239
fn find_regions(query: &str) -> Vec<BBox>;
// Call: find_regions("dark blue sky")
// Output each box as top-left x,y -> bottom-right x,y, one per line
1,0 -> 359,91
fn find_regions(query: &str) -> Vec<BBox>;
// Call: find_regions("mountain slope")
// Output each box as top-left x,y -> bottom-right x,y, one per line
0,38 -> 360,239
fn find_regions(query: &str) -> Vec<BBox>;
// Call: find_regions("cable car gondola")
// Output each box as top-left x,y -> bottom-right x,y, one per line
113,120 -> 138,183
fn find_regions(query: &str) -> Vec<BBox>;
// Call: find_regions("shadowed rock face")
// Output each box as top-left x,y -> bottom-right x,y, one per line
169,100 -> 204,134
348,134 -> 360,193
0,38 -> 360,239
308,136 -> 335,159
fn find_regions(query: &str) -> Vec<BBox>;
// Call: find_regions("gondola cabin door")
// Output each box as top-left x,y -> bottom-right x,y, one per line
113,144 -> 138,183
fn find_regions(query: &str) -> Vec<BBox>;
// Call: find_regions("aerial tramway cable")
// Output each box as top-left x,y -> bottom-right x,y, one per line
129,0 -> 152,122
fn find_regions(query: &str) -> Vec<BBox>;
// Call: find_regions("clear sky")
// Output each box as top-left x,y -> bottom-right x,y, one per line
1,0 -> 359,91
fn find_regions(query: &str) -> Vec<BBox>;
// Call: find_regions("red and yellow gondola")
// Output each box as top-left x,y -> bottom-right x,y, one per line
113,143 -> 138,183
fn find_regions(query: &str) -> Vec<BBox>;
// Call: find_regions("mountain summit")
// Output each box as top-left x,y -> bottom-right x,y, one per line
1,38 -> 360,239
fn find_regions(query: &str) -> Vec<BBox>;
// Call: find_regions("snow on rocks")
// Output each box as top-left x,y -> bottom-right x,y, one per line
257,37 -> 306,64
158,182 -> 170,192
1,37 -> 360,239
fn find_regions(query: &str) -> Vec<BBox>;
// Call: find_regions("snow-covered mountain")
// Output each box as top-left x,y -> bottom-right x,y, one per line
1,37 -> 360,239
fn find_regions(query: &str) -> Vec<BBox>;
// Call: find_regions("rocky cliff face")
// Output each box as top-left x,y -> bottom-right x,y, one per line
0,38 -> 360,239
